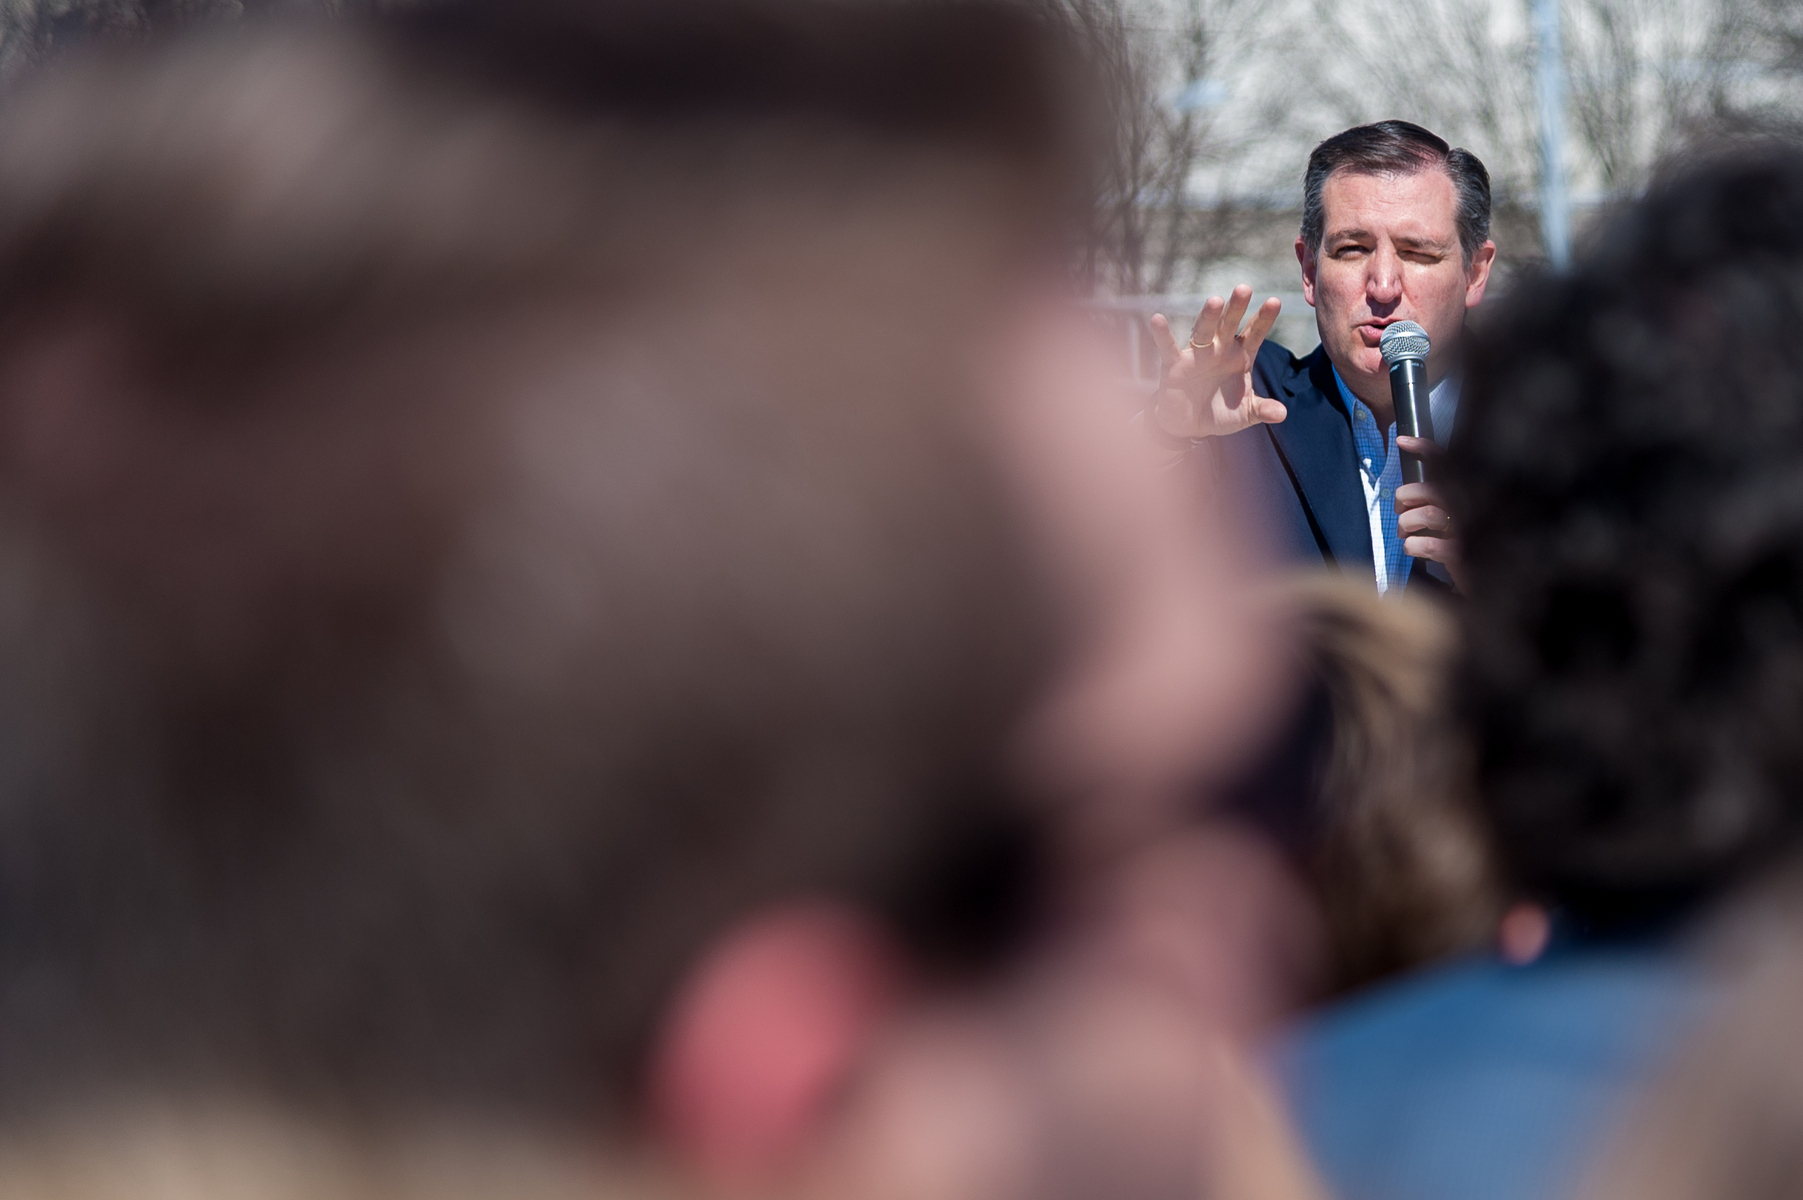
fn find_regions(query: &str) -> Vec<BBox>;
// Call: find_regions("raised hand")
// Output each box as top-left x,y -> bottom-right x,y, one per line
1148,285 -> 1286,441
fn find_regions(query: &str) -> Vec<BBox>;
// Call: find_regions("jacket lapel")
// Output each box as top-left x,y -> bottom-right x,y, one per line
1265,348 -> 1373,574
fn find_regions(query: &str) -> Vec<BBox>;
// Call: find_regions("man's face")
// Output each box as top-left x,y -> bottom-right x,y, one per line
1297,166 -> 1494,403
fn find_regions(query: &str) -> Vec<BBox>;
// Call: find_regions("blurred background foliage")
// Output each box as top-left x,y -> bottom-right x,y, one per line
4,0 -> 1802,352
1061,0 -> 1803,354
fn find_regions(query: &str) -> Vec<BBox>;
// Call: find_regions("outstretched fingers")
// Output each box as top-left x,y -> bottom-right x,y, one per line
1238,296 -> 1282,358
1219,285 -> 1253,339
1250,396 -> 1288,426
1149,312 -> 1183,364
1188,295 -> 1226,350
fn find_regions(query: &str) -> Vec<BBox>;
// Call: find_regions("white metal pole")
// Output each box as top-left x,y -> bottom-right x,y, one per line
1536,0 -> 1572,270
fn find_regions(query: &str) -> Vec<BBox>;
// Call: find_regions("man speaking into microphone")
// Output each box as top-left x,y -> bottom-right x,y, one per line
1149,120 -> 1495,594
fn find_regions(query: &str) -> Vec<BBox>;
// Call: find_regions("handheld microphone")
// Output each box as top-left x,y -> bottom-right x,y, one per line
1380,321 -> 1433,484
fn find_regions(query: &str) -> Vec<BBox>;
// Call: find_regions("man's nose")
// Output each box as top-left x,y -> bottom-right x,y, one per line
1367,245 -> 1402,309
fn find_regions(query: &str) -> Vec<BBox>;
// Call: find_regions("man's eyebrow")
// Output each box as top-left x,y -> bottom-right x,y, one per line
1394,232 -> 1455,253
1324,227 -> 1374,246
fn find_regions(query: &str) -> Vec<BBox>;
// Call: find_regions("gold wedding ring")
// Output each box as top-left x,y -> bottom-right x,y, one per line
1187,337 -> 1207,351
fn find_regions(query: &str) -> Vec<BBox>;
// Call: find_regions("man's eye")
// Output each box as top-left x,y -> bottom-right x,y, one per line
1333,245 -> 1370,258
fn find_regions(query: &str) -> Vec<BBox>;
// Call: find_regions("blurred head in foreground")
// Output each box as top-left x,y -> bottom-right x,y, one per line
1486,138 -> 1803,1200
0,6 -> 1298,1199
1454,138 -> 1803,933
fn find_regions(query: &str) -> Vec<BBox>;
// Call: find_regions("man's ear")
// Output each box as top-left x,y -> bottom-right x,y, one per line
1465,240 -> 1497,309
647,902 -> 905,1190
1295,237 -> 1318,307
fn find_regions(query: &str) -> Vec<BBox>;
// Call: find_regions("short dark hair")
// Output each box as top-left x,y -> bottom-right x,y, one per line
374,0 -> 1079,167
1452,140 -> 1803,926
1300,120 -> 1492,265
0,17 -> 1062,1126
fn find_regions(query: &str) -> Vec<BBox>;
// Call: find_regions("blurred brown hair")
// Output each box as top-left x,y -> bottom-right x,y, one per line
0,13 -> 1077,1130
1227,575 -> 1500,994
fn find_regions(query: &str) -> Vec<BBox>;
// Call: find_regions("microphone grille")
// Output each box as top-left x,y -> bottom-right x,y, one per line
1379,321 -> 1430,364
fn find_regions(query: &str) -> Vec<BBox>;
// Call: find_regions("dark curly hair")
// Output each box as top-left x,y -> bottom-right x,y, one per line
1453,140 -> 1803,926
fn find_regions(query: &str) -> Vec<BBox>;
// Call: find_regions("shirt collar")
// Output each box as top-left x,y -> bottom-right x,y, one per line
1330,364 -> 1459,448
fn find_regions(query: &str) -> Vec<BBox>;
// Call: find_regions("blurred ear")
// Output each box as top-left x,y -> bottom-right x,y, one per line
1296,238 -> 1318,307
1465,240 -> 1497,309
647,902 -> 904,1190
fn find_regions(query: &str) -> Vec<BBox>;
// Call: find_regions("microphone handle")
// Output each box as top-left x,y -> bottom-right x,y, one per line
1389,359 -> 1433,484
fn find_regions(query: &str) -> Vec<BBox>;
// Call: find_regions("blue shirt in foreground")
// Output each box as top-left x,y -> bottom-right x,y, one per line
1274,942 -> 1713,1200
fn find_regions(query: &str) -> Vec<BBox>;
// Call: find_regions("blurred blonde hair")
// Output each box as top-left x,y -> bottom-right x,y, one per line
1273,573 -> 1502,992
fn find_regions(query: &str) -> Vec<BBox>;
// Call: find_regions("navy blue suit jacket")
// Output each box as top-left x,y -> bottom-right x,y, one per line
1199,340 -> 1445,591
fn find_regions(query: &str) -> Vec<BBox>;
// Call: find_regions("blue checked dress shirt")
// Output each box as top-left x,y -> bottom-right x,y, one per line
1332,367 -> 1459,595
